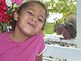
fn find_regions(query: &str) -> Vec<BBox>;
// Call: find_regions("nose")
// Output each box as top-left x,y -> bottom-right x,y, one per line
32,15 -> 38,22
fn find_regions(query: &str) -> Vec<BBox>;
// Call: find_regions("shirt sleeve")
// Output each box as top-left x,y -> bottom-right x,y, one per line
36,34 -> 46,56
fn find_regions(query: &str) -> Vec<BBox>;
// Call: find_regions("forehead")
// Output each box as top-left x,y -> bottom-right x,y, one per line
30,3 -> 44,9
26,3 -> 46,15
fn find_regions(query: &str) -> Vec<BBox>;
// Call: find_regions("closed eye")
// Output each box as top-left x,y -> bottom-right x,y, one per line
38,19 -> 43,23
27,11 -> 33,16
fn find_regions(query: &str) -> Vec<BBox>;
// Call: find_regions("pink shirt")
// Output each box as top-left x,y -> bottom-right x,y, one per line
0,32 -> 45,61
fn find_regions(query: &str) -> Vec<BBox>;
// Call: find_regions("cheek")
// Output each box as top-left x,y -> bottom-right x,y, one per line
36,24 -> 43,32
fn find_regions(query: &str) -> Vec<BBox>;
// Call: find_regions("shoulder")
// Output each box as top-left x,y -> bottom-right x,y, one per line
29,33 -> 44,45
0,32 -> 9,39
34,33 -> 45,46
34,33 -> 44,41
0,32 -> 8,36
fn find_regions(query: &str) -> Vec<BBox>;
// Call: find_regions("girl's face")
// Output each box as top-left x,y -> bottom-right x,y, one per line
15,3 -> 46,36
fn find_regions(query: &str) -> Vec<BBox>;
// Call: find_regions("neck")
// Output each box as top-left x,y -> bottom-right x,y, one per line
9,30 -> 30,43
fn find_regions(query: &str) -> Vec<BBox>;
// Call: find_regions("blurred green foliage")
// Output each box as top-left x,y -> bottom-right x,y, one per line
45,22 -> 54,34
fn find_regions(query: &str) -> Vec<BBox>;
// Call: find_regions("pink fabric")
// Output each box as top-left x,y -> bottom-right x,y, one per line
0,32 -> 45,61
11,0 -> 23,5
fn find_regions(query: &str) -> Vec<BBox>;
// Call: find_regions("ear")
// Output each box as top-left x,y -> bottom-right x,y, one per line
14,11 -> 18,21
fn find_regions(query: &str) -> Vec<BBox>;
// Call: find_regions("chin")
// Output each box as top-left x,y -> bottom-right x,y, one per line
22,28 -> 40,36
24,31 -> 37,36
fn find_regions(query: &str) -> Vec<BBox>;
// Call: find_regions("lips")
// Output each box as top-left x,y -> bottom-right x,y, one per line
27,22 -> 35,28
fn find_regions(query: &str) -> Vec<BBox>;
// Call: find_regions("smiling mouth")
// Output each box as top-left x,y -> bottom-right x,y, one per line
27,22 -> 35,28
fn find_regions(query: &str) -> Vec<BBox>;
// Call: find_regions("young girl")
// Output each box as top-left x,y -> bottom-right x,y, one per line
0,1 -> 48,61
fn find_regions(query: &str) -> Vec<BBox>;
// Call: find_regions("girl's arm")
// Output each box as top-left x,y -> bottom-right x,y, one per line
35,55 -> 42,61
